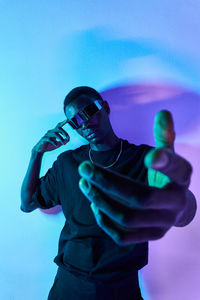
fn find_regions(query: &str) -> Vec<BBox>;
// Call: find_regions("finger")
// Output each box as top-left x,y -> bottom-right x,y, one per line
79,177 -> 132,225
79,174 -> 184,212
79,178 -> 176,228
49,137 -> 67,147
43,137 -> 58,147
154,110 -> 175,149
145,148 -> 171,188
90,204 -> 168,245
145,148 -> 192,187
56,120 -> 70,138
147,168 -> 171,188
57,119 -> 68,128
78,161 -> 184,209
90,203 -> 123,244
78,161 -> 152,209
117,226 -> 168,244
57,127 -> 70,140
48,132 -> 66,145
49,137 -> 63,147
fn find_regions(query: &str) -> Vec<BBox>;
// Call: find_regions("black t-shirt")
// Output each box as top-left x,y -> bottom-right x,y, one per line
32,139 -> 152,282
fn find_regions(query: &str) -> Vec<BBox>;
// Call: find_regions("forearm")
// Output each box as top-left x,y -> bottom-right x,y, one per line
20,149 -> 44,209
174,190 -> 197,227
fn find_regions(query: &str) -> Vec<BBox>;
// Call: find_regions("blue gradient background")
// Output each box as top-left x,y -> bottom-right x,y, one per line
1,1 -> 200,299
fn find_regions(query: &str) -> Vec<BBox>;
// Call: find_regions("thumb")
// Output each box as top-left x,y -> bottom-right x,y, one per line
145,110 -> 176,170
154,110 -> 175,150
145,110 -> 175,188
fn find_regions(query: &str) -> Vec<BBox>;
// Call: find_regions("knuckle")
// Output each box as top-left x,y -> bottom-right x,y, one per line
114,232 -> 123,245
89,188 -> 99,203
120,212 -> 132,227
58,128 -> 64,134
46,131 -> 53,137
114,232 -> 130,246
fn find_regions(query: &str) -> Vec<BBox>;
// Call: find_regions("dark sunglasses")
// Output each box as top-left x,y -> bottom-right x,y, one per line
65,99 -> 104,129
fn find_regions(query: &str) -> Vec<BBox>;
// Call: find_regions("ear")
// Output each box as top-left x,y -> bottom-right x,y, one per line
102,100 -> 110,115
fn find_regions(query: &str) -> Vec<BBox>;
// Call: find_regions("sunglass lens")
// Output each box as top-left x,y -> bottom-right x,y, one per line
69,101 -> 101,129
84,102 -> 98,115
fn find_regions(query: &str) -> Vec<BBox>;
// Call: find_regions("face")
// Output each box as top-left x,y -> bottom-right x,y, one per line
64,96 -> 111,144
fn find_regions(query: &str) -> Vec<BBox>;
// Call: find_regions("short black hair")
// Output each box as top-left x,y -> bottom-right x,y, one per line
63,86 -> 103,113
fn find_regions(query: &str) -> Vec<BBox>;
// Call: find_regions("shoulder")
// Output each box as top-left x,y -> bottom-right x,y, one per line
56,149 -> 73,163
123,139 -> 153,153
57,143 -> 88,161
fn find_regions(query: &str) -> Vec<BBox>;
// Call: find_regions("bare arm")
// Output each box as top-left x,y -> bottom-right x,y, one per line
20,149 -> 44,212
20,120 -> 70,213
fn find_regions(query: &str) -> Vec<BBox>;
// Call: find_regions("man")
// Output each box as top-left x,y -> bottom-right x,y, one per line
20,86 -> 197,300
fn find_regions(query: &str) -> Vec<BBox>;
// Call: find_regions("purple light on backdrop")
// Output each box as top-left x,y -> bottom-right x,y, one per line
101,82 -> 199,299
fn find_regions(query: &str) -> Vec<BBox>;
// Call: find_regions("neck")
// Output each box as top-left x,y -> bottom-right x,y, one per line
90,133 -> 121,151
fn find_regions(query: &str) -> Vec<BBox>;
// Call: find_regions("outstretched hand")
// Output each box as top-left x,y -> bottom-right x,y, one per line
78,110 -> 195,246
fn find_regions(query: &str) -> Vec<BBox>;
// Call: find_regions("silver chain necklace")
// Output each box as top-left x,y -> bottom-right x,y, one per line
88,139 -> 123,169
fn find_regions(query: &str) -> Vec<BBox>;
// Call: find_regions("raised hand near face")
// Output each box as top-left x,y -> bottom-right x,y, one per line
78,110 -> 197,246
32,120 -> 70,154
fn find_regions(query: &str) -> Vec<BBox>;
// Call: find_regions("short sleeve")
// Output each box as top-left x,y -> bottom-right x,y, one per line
32,159 -> 61,209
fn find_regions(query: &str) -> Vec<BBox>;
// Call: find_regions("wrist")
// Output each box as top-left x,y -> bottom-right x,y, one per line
31,147 -> 44,158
